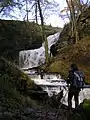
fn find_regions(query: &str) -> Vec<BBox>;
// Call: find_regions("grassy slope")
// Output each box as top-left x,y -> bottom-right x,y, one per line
46,36 -> 90,83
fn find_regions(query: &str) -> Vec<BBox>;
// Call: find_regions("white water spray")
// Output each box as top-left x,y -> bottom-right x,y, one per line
19,32 -> 60,69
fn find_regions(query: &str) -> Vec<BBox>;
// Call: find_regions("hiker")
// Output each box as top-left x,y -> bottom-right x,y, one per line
50,44 -> 57,57
67,64 -> 85,110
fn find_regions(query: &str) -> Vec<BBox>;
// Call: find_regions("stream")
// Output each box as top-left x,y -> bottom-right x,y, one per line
22,69 -> 90,108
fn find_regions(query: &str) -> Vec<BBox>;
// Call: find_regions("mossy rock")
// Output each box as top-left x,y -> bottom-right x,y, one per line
78,99 -> 90,120
0,57 -> 40,111
46,60 -> 69,79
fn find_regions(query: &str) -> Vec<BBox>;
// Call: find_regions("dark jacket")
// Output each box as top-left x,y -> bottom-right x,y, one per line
67,69 -> 81,91
67,70 -> 74,85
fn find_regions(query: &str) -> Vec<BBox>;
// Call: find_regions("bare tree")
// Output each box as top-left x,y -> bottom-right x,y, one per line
60,0 -> 89,44
0,0 -> 22,17
26,0 -> 29,21
63,0 -> 90,44
35,0 -> 38,23
65,0 -> 80,43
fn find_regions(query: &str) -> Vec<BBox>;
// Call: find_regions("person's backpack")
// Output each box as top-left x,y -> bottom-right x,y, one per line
72,70 -> 84,88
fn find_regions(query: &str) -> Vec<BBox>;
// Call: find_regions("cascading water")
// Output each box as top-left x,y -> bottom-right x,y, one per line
19,32 -> 60,69
19,32 -> 90,108
29,73 -> 90,108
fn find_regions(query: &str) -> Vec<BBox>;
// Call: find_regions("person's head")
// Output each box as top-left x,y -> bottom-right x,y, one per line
70,64 -> 78,71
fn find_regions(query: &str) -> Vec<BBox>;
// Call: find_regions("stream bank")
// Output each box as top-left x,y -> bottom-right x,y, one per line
0,100 -> 86,120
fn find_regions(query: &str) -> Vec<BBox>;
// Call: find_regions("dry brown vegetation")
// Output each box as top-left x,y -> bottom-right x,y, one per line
46,36 -> 90,83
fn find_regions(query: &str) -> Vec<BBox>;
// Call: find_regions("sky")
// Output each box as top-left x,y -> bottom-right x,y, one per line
45,0 -> 68,27
45,0 -> 90,27
0,0 -> 68,28
0,0 -> 89,28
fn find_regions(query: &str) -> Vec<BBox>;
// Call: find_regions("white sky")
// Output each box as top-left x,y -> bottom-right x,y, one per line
45,15 -> 68,28
0,0 -> 89,28
0,0 -> 68,28
45,0 -> 90,27
45,0 -> 68,27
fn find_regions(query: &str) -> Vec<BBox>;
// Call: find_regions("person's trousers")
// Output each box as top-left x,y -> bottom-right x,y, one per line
68,87 -> 80,109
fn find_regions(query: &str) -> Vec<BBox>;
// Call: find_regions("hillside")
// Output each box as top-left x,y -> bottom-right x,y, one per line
46,36 -> 90,82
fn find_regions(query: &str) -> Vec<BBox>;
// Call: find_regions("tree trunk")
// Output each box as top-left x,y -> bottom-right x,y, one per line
35,0 -> 38,24
71,0 -> 79,43
26,0 -> 29,22
37,0 -> 49,63
66,0 -> 79,44
66,0 -> 74,38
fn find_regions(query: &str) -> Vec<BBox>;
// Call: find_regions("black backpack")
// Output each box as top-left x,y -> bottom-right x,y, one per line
72,70 -> 84,88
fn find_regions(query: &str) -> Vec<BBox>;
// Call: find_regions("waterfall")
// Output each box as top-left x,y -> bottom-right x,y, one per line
19,32 -> 60,69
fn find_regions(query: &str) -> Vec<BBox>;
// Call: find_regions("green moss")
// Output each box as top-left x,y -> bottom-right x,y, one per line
0,72 -> 23,111
46,60 -> 69,79
0,57 -> 39,111
0,57 -> 35,88
81,99 -> 90,120
83,99 -> 90,109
